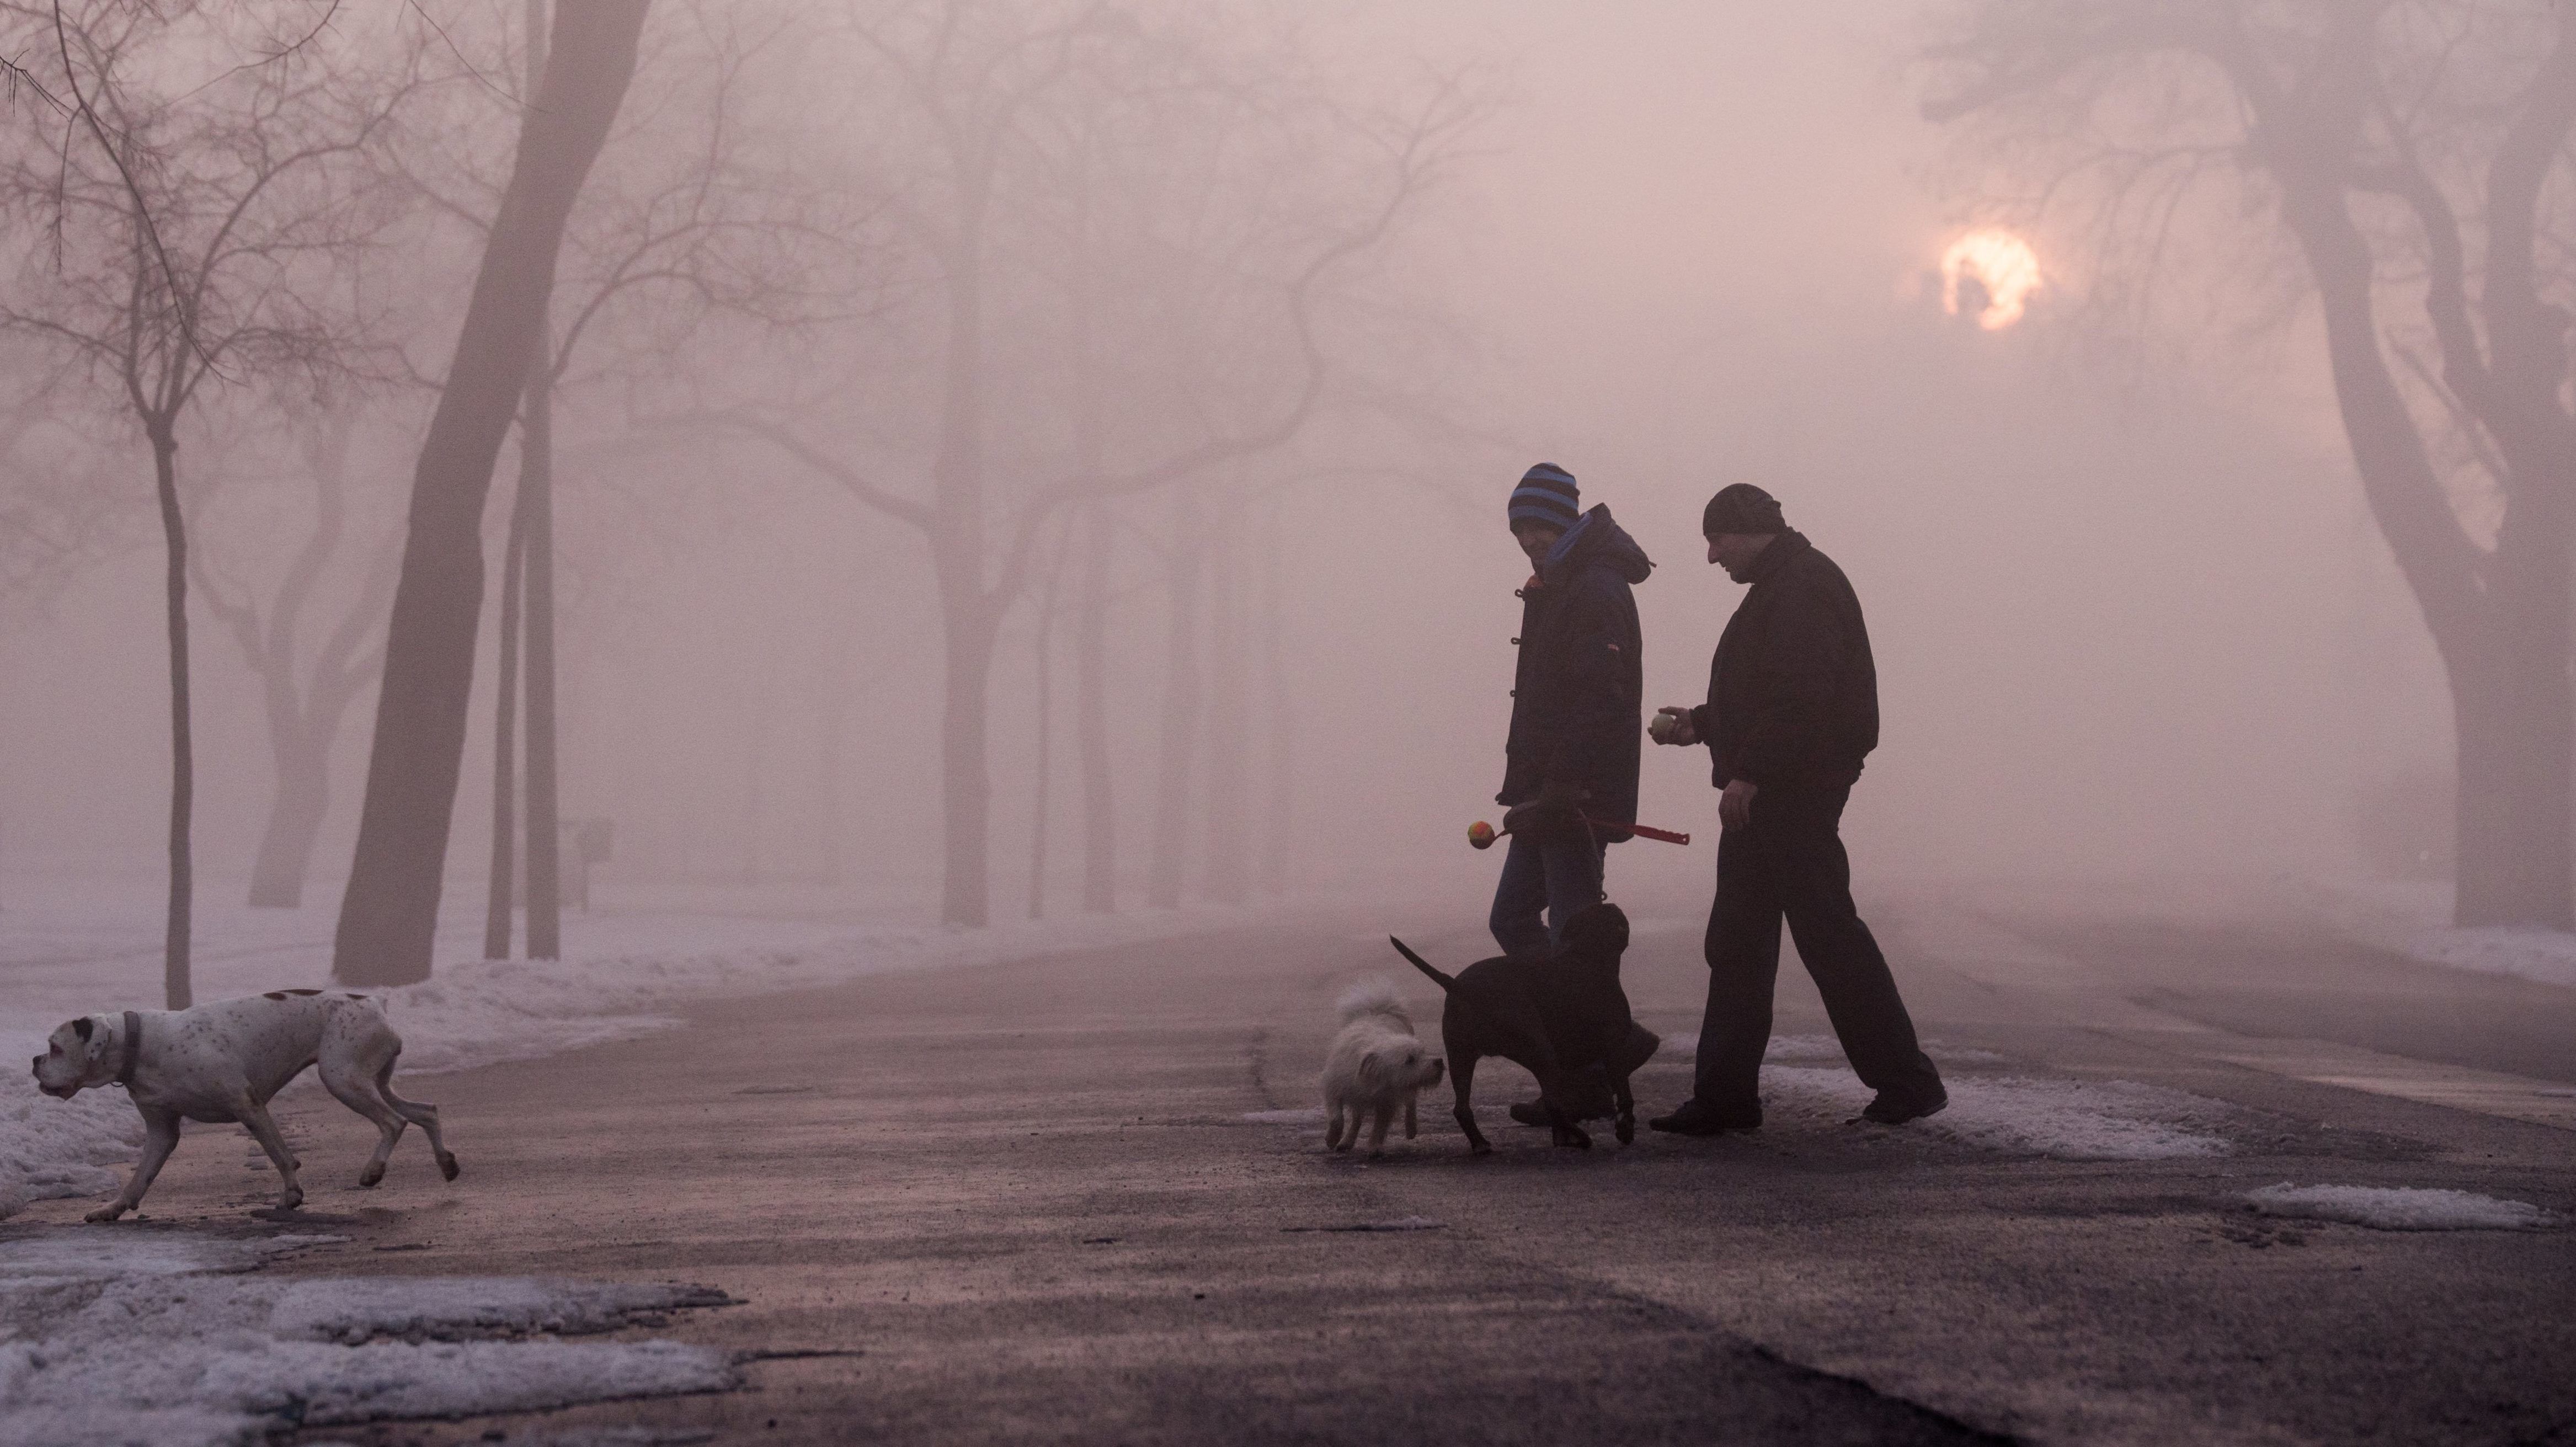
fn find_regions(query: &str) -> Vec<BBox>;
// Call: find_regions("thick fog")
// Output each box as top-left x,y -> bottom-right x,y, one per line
0,2 -> 2454,927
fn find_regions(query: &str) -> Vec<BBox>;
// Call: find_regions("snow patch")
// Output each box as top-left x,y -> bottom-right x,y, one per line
2247,1183 -> 2556,1231
1762,1067 -> 2233,1160
0,1227 -> 735,1446
2311,879 -> 2576,991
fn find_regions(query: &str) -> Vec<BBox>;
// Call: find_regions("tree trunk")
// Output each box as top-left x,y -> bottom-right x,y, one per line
1076,505 -> 1116,914
524,349 -> 562,958
333,1 -> 647,986
246,728 -> 330,911
483,482 -> 527,959
1148,494 -> 1204,910
818,635 -> 850,883
928,176 -> 993,926
940,586 -> 998,926
1027,536 -> 1066,920
1200,501 -> 1250,905
2453,652 -> 2576,927
2281,169 -> 2575,928
151,427 -> 191,1008
1257,506 -> 1293,898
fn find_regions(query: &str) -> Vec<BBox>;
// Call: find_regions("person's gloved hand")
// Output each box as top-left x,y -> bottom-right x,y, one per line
1503,778 -> 1584,839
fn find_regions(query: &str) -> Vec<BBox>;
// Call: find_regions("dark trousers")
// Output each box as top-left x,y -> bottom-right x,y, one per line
1489,825 -> 1608,959
1694,782 -> 1941,1113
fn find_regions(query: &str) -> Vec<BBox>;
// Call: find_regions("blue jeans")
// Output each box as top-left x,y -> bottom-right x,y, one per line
1489,825 -> 1608,958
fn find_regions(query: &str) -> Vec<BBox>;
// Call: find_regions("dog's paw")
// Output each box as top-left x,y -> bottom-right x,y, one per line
1615,1119 -> 1635,1145
278,1187 -> 305,1212
359,1162 -> 385,1188
437,1152 -> 460,1182
84,1204 -> 126,1224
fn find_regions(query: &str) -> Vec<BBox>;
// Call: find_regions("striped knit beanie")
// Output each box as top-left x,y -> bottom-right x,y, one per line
1507,463 -> 1580,532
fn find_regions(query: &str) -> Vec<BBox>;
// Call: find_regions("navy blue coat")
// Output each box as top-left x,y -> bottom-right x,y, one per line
1500,506 -> 1652,834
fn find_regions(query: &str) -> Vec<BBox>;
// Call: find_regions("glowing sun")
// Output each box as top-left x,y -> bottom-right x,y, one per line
1941,229 -> 2041,330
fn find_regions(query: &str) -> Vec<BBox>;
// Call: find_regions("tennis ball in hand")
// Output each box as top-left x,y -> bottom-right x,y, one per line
1468,820 -> 1498,850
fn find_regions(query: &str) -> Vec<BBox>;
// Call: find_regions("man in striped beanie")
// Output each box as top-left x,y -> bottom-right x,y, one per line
1493,462 -> 1653,959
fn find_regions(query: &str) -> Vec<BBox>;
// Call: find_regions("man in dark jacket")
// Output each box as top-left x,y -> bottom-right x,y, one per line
1491,462 -> 1653,958
1647,483 -> 1946,1134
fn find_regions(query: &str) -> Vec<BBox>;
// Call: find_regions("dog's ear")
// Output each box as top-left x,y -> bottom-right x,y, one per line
1355,1050 -> 1387,1092
71,1017 -> 93,1042
1565,901 -> 1630,958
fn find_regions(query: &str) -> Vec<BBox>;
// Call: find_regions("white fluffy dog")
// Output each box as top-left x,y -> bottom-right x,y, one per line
1320,980 -> 1446,1155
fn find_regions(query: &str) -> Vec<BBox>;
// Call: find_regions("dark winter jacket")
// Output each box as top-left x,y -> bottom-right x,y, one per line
1501,505 -> 1652,833
1688,530 -> 1878,791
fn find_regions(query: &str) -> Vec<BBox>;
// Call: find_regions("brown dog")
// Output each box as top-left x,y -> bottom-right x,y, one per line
1390,902 -> 1659,1154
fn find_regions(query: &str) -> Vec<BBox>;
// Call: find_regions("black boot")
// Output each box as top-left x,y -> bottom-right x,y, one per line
1859,1086 -> 1948,1125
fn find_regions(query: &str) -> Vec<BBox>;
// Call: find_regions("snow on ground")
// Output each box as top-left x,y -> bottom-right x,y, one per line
2246,1183 -> 2557,1232
0,1227 -> 735,1447
1653,1033 -> 2007,1068
1761,1068 -> 2234,1160
0,874 -> 1272,1219
1247,1032 -> 2232,1160
2311,878 -> 2576,991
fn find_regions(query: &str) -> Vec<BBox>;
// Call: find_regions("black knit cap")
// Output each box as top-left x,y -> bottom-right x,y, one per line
1702,483 -> 1786,536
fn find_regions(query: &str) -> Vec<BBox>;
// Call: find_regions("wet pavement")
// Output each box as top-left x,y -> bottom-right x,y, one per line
24,884 -> 2575,1445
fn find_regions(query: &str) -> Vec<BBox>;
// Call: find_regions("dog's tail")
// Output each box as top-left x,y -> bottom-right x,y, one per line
1387,937 -> 1454,991
1336,978 -> 1411,1026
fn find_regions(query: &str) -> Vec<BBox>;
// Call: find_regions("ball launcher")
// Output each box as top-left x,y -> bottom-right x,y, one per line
1468,816 -> 1690,850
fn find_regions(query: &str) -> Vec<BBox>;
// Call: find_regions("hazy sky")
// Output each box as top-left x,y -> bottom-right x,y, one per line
0,2 -> 2450,916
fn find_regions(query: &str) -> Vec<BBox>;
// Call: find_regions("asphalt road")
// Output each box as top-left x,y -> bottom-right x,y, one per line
26,883 -> 2576,1446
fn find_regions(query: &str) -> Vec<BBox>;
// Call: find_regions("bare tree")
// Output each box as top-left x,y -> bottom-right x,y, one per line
0,3 -> 408,1005
730,1 -> 1473,925
1923,0 -> 2576,927
0,375 -> 130,611
189,408 -> 397,908
334,1 -> 650,986
393,0 -> 837,959
1145,490 -> 1206,910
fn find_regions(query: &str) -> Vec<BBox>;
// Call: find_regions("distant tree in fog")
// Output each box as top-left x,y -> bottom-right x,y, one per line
334,2 -> 649,988
392,1 -> 844,962
1924,0 -> 2576,928
0,377 -> 129,610
188,409 -> 397,909
729,0 -> 1475,926
0,3 -> 411,1006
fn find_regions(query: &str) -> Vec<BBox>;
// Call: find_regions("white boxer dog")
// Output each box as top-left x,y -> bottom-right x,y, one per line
30,989 -> 458,1221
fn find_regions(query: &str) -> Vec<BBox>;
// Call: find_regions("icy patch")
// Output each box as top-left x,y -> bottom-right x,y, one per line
1762,1067 -> 2233,1160
1243,1108 -> 1325,1125
1652,1035 -> 2003,1069
1764,1034 -> 1846,1064
2247,1183 -> 2556,1231
0,1228 -> 737,1446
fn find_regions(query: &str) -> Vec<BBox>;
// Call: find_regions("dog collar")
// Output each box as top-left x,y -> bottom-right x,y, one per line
115,1010 -> 142,1087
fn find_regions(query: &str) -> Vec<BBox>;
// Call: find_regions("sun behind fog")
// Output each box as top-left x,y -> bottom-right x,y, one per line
1941,228 -> 2041,330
